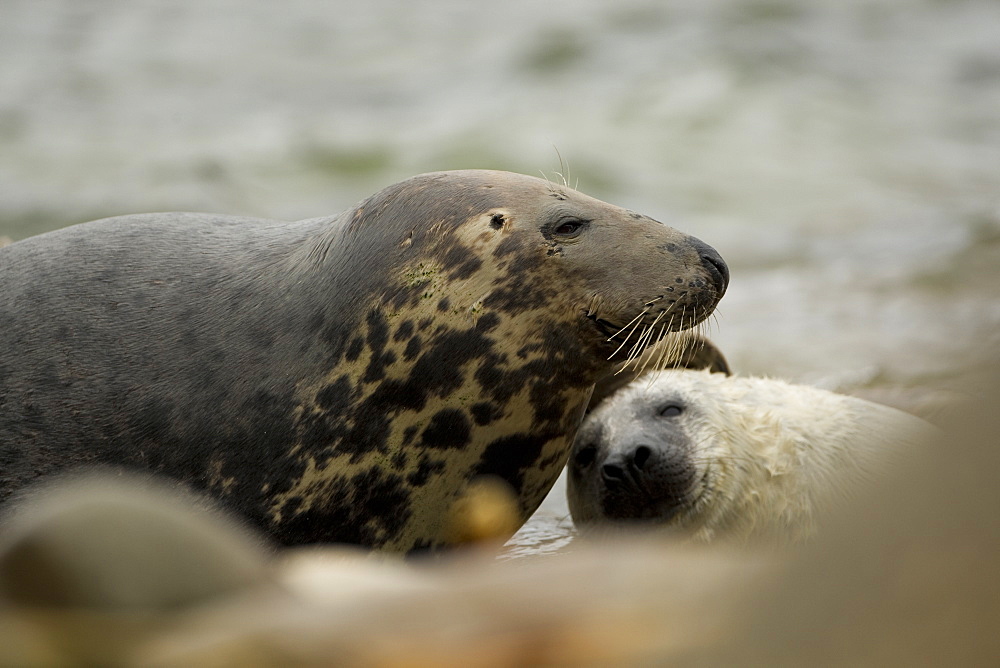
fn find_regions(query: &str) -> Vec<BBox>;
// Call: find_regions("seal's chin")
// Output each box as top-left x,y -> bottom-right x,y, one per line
599,499 -> 686,524
595,463 -> 711,527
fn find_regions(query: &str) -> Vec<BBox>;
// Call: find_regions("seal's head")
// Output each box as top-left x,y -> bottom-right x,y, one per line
335,169 -> 728,366
568,369 -> 938,544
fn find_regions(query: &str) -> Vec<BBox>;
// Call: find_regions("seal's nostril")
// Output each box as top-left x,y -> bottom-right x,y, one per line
700,251 -> 729,292
633,445 -> 652,470
686,238 -> 729,293
601,463 -> 625,482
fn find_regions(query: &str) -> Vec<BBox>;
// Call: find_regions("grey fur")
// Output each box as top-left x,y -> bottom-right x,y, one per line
0,170 -> 727,551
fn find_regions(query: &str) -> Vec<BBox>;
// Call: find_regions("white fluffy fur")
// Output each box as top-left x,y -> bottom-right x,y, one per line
575,369 -> 939,544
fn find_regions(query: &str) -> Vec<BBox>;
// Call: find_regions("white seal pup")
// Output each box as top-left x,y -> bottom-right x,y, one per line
567,369 -> 939,543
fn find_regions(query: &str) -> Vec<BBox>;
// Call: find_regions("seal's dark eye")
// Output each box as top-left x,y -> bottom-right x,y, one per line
574,445 -> 597,468
553,219 -> 587,238
658,404 -> 683,418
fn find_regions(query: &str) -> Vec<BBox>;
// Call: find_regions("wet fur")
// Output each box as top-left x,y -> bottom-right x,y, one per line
569,369 -> 938,543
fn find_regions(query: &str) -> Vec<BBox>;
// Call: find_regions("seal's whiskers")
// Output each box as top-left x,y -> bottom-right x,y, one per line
607,308 -> 650,359
653,318 -> 683,374
624,310 -> 666,369
607,309 -> 648,342
636,323 -> 669,377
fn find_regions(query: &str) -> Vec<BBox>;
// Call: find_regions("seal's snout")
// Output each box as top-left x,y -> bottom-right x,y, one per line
691,239 -> 729,295
600,445 -> 653,487
597,442 -> 697,520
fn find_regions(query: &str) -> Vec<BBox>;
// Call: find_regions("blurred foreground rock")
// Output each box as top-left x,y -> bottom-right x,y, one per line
1,360 -> 998,666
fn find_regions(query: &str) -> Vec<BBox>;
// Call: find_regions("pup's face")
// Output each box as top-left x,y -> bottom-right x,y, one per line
567,371 -> 725,528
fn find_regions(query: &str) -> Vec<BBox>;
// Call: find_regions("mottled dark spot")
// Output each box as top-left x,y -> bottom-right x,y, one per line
482,281 -> 552,315
474,433 -> 552,494
387,287 -> 414,311
363,349 -> 396,384
403,335 -> 422,361
420,409 -> 472,450
492,235 -> 523,260
438,241 -> 484,281
272,467 -> 412,546
418,317 -> 434,331
474,313 -> 498,333
308,310 -> 325,334
299,376 -> 405,462
392,451 -> 407,470
315,375 -> 353,412
530,383 -> 566,425
394,320 -> 415,342
474,352 -> 520,404
302,325 -> 492,461
319,315 -> 351,359
504,244 -> 543,276
538,449 -> 569,470
402,425 -> 419,446
345,336 -> 364,362
366,310 -> 389,353
299,391 -> 357,456
363,378 -> 426,414
543,326 -> 598,390
279,495 -> 304,519
675,277 -> 684,284
409,327 -> 492,400
449,257 -> 482,280
437,297 -> 450,312
490,213 -> 505,229
407,455 -> 446,487
439,242 -> 467,268
470,402 -> 503,426
312,326 -> 492,456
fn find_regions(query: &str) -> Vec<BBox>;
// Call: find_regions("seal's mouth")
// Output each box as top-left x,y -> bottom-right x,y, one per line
584,312 -> 622,339
583,297 -> 717,372
584,288 -> 719,341
597,464 -> 709,526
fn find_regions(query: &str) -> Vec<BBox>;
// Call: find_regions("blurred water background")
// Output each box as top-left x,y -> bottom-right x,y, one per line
2,0 -> 998,555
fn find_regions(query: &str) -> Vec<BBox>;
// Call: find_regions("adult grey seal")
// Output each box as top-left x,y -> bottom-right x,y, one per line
568,369 -> 938,543
0,170 -> 728,552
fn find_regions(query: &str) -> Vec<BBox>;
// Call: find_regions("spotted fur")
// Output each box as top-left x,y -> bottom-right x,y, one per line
0,170 -> 727,551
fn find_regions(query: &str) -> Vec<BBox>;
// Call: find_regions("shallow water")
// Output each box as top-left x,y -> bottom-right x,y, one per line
2,0 -> 998,555
502,471 -> 576,559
